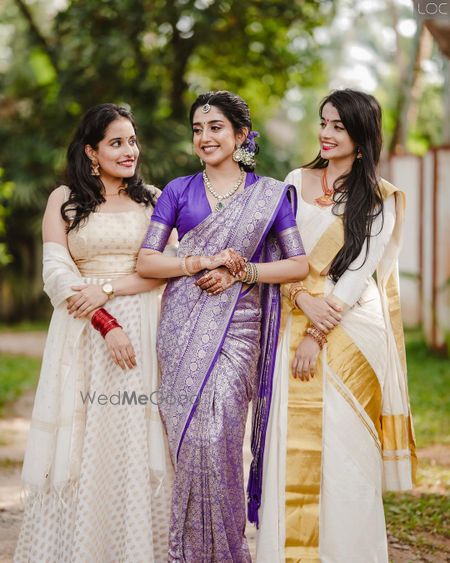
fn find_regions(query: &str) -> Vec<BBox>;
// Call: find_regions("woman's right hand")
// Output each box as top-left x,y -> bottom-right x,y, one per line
295,293 -> 342,334
200,248 -> 246,276
104,327 -> 137,370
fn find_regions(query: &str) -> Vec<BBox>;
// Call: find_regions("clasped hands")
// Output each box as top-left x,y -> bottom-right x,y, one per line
291,292 -> 342,382
194,248 -> 247,295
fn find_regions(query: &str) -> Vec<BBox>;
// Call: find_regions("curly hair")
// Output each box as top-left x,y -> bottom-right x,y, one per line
62,103 -> 157,232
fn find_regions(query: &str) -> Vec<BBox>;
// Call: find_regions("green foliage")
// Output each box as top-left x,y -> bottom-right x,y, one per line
405,331 -> 450,447
0,354 -> 40,416
0,168 -> 14,267
0,0 -> 333,320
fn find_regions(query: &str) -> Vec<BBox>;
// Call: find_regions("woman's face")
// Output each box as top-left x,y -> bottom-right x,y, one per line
192,105 -> 246,168
318,102 -> 356,163
85,117 -> 139,182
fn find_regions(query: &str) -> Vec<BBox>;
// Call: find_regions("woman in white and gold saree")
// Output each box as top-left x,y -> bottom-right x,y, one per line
257,89 -> 416,563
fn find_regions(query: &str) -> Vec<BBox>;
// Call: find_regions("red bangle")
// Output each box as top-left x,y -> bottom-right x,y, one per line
91,308 -> 122,338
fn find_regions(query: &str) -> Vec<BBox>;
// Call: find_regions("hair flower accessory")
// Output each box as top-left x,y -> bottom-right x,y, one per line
233,130 -> 259,169
243,130 -> 259,154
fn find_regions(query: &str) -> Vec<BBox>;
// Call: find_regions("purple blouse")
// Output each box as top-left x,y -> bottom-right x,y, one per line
142,172 -> 305,259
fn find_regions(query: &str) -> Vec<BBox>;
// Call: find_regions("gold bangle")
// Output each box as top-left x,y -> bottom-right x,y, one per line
253,263 -> 259,284
241,262 -> 259,284
289,282 -> 309,309
305,326 -> 327,349
241,262 -> 251,284
180,256 -> 194,277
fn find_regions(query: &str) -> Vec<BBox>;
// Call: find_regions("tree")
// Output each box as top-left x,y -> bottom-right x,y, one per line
0,0 -> 333,321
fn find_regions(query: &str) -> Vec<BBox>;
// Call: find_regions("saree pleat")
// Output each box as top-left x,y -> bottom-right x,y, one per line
152,178 -> 302,561
169,287 -> 261,562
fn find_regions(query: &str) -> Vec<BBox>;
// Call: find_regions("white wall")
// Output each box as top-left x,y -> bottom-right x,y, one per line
388,155 -> 422,327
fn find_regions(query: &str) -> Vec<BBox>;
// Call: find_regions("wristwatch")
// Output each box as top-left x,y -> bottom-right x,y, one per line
101,282 -> 115,299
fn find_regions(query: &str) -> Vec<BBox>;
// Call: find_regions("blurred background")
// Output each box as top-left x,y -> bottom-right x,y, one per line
0,0 -> 449,560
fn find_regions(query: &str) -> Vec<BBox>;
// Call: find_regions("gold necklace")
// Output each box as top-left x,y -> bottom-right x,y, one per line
203,170 -> 245,212
314,168 -> 334,207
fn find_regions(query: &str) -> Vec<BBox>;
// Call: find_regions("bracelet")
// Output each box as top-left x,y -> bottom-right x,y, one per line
91,308 -> 122,338
241,262 -> 259,284
180,256 -> 194,277
305,325 -> 327,350
289,282 -> 309,309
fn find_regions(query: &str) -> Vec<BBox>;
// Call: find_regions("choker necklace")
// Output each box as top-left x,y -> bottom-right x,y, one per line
314,168 -> 334,207
203,170 -> 245,212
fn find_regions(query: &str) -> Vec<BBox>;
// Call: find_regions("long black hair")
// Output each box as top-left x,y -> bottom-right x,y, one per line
189,90 -> 259,172
305,89 -> 384,282
62,103 -> 156,232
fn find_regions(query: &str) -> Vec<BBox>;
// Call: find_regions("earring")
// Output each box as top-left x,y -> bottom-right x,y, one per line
356,148 -> 363,160
199,158 -> 205,167
233,144 -> 255,167
90,160 -> 100,176
232,145 -> 242,163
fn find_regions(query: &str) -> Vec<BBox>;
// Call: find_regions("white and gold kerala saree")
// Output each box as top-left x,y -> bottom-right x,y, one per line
256,169 -> 416,563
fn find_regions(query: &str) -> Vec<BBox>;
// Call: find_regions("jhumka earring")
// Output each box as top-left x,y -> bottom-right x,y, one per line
90,160 -> 100,176
232,144 -> 255,167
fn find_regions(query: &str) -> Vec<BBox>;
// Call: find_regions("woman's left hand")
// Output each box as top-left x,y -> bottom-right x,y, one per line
291,336 -> 321,381
195,267 -> 237,295
201,248 -> 246,276
67,284 -> 109,318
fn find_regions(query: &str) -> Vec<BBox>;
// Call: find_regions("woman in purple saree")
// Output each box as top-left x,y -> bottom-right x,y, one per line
137,91 -> 308,562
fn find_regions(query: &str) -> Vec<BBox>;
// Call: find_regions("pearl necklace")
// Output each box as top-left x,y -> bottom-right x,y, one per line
203,170 -> 245,212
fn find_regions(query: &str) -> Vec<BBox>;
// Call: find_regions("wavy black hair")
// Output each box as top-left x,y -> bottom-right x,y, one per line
189,90 -> 259,172
62,103 -> 156,232
304,89 -> 384,282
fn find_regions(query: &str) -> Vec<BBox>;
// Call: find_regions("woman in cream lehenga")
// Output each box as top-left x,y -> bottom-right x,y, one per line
257,89 -> 416,562
14,103 -> 173,562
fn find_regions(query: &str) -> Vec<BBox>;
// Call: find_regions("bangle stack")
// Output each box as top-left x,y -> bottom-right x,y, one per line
180,256 -> 194,277
241,262 -> 259,284
305,325 -> 327,350
91,308 -> 122,338
289,282 -> 309,309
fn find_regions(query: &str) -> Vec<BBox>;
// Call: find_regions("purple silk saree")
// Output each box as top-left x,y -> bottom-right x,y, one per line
142,175 -> 304,561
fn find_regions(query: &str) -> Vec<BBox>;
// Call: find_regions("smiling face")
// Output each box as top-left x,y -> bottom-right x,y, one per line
85,117 -> 139,183
192,106 -> 247,168
319,102 -> 356,164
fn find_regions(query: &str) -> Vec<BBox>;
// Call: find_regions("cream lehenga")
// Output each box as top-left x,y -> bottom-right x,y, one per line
256,169 -> 416,563
14,190 -> 173,562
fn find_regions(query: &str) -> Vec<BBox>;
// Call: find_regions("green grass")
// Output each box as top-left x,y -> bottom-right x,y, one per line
0,320 -> 49,332
405,331 -> 450,447
0,354 -> 41,416
384,492 -> 450,554
384,332 -> 450,556
384,450 -> 450,556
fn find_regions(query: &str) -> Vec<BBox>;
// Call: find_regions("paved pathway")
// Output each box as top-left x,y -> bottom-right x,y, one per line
0,332 -> 447,561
